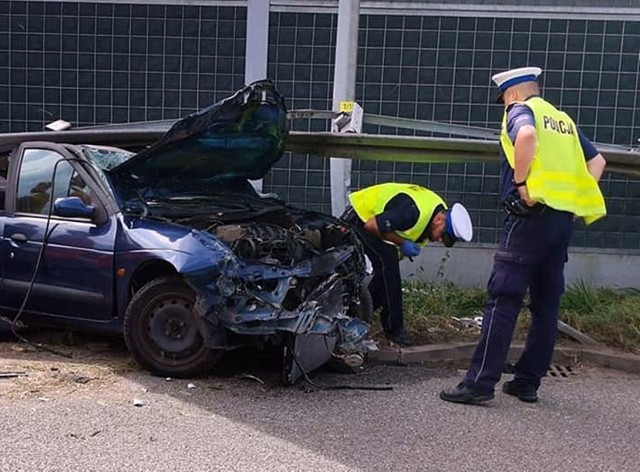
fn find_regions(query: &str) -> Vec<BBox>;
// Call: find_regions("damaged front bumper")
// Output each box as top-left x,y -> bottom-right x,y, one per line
279,275 -> 370,385
185,238 -> 372,385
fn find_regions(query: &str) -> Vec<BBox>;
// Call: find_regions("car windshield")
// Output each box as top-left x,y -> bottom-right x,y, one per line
80,145 -> 133,171
76,145 -> 134,193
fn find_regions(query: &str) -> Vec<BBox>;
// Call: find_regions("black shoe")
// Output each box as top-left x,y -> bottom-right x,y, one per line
386,330 -> 412,347
502,380 -> 538,403
440,382 -> 494,405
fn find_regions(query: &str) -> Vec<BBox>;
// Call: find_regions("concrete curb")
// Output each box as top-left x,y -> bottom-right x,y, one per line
369,342 -> 640,375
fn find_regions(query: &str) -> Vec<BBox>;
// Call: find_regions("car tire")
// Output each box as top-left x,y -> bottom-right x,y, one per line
348,286 -> 373,323
124,276 -> 221,378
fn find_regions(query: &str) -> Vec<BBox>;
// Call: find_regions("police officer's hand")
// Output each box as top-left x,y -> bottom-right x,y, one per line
517,186 -> 536,207
401,240 -> 421,259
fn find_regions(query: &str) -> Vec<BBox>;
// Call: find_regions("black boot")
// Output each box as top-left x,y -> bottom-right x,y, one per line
502,380 -> 538,403
440,382 -> 494,405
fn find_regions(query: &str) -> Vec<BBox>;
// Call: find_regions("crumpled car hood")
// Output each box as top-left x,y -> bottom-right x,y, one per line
107,80 -> 287,198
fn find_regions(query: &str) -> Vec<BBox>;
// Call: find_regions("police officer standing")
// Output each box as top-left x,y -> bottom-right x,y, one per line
343,183 -> 473,346
440,67 -> 607,404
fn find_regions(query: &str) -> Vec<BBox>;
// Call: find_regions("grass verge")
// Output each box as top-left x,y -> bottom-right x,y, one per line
394,280 -> 640,352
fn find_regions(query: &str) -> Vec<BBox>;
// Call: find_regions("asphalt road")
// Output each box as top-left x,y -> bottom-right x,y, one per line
0,339 -> 639,472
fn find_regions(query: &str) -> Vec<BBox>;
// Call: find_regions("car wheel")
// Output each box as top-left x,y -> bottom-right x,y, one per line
124,276 -> 221,378
348,286 -> 373,323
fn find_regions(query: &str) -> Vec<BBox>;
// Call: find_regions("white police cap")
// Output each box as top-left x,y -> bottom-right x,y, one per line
491,66 -> 542,103
443,203 -> 473,247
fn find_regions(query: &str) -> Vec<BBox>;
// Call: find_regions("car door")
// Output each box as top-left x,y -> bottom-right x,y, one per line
0,142 -> 117,322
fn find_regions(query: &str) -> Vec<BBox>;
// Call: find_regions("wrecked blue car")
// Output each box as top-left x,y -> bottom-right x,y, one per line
0,80 -> 372,384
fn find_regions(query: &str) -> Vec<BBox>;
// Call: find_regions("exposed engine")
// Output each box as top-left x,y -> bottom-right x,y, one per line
156,196 -> 368,319
166,197 -> 359,267
213,223 -> 316,265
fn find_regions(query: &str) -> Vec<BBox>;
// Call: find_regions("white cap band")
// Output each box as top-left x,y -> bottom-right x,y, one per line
492,66 -> 542,91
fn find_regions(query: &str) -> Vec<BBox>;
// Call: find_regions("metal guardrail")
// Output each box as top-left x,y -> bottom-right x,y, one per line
288,108 -> 500,139
2,109 -> 638,177
287,110 -> 640,176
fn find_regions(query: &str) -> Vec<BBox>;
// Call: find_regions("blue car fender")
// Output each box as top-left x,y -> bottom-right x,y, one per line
113,217 -> 237,318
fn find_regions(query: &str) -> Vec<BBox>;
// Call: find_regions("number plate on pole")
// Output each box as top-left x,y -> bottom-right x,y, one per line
339,101 -> 354,113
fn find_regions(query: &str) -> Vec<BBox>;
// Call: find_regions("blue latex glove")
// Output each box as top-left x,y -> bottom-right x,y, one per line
401,240 -> 421,259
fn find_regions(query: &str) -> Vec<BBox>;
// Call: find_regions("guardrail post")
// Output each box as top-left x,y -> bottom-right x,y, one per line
330,0 -> 360,217
245,0 -> 270,193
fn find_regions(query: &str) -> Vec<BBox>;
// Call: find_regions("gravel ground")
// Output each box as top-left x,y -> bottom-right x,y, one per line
1,335 -> 639,472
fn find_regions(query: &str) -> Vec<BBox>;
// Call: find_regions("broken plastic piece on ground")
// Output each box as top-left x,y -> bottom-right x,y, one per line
338,353 -> 365,369
237,374 -> 265,385
452,316 -> 482,329
328,353 -> 365,374
0,371 -> 28,379
362,339 -> 379,352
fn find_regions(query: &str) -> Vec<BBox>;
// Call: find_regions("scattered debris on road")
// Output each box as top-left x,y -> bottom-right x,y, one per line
237,374 -> 266,385
451,316 -> 483,330
0,337 -> 134,399
0,371 -> 27,379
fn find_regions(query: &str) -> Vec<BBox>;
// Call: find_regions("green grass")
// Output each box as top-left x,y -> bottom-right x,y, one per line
396,280 -> 640,352
560,282 -> 640,351
395,281 -> 486,344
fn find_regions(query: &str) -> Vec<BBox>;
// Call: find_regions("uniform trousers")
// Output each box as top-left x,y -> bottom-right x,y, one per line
463,207 -> 574,393
342,207 -> 405,336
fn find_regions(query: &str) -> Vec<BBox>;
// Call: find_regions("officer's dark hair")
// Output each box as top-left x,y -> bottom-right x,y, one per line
440,205 -> 458,248
442,229 -> 456,248
417,204 -> 446,244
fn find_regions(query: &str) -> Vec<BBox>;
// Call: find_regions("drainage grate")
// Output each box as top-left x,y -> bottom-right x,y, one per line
547,364 -> 577,378
504,363 -> 578,378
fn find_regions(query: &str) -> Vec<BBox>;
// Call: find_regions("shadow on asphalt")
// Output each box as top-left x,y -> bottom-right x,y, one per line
1,327 -> 463,471
0,327 -> 455,389
5,327 -> 638,472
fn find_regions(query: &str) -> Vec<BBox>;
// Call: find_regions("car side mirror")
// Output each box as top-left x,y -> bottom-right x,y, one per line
54,196 -> 95,219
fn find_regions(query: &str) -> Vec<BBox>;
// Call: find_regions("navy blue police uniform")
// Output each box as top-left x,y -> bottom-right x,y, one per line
440,78 -> 604,405
343,194 -> 422,343
461,101 -> 599,394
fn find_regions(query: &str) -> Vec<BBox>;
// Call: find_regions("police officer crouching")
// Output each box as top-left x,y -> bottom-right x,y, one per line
440,67 -> 607,405
342,183 -> 473,346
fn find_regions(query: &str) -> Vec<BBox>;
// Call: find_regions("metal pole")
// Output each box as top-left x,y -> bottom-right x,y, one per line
245,0 -> 270,193
330,0 -> 360,216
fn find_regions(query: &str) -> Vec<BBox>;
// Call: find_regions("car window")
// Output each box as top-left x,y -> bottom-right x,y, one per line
68,171 -> 95,206
0,154 -> 8,211
0,176 -> 5,212
0,154 -> 8,180
15,148 -> 81,215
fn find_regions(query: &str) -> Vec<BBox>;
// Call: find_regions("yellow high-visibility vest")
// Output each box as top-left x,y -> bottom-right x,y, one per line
348,183 -> 446,244
500,97 -> 606,224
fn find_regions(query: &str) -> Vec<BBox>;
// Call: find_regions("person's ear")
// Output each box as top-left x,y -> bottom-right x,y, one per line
429,211 -> 446,241
504,88 -> 516,105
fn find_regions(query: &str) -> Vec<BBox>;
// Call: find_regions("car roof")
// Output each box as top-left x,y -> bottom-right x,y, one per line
0,127 -> 166,156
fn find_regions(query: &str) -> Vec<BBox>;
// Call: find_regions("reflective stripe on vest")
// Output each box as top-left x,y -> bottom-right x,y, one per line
348,183 -> 446,243
500,97 -> 606,225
